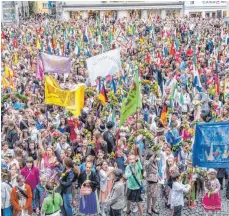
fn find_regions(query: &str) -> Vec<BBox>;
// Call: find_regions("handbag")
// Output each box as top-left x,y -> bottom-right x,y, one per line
129,166 -> 145,194
80,184 -> 92,196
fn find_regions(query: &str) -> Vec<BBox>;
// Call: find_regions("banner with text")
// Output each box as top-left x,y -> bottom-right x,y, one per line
192,121 -> 229,168
86,48 -> 121,82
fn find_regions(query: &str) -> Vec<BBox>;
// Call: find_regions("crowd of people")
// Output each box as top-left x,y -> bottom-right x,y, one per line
1,12 -> 229,216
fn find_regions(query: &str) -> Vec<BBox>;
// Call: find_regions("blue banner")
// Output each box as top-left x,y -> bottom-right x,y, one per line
193,121 -> 229,168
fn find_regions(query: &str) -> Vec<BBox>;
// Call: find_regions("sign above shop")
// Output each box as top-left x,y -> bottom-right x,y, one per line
202,1 -> 226,4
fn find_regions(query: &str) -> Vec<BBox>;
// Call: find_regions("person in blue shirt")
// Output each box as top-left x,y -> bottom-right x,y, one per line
79,155 -> 96,173
36,115 -> 45,130
13,98 -> 24,110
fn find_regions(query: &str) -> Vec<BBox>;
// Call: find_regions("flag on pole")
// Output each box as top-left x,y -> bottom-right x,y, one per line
109,30 -> 113,43
170,42 -> 176,56
171,83 -> 178,100
45,75 -> 86,116
193,65 -> 202,92
74,43 -> 80,56
112,77 -> 116,94
160,105 -> 167,126
193,46 -> 197,66
14,55 -> 18,65
180,91 -> 184,105
224,78 -> 229,99
120,71 -> 142,126
132,24 -> 135,35
83,27 -> 89,43
98,29 -> 102,44
4,65 -> 13,78
98,84 -> 108,105
36,39 -> 41,50
215,61 -> 220,94
86,47 -> 91,57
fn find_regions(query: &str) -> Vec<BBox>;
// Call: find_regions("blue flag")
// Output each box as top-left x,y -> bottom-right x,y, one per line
193,121 -> 229,168
112,77 -> 116,93
83,34 -> 88,43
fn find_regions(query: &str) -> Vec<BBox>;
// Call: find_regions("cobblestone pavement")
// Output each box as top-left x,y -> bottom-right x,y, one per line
71,188 -> 229,216
32,186 -> 229,216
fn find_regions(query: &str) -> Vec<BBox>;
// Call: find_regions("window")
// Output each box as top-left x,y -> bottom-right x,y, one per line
43,3 -> 48,9
190,1 -> 194,4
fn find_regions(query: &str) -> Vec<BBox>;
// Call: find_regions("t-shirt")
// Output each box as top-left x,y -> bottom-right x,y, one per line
42,193 -> 63,214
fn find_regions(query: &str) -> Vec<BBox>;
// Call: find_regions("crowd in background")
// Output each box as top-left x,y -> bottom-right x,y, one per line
1,13 -> 229,216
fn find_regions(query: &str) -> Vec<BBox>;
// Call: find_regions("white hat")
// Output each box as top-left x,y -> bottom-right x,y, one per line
207,168 -> 217,175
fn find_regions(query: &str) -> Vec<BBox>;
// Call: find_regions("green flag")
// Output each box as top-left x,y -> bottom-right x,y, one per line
96,16 -> 99,27
171,82 -> 178,100
132,24 -> 135,35
180,91 -> 184,105
120,71 -> 142,126
98,28 -> 102,44
109,30 -> 113,43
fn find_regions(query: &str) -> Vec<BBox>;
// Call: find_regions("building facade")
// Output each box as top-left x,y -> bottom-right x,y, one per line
184,1 -> 227,18
1,1 -> 29,26
33,1 -> 49,14
17,1 -> 30,17
60,1 -> 184,20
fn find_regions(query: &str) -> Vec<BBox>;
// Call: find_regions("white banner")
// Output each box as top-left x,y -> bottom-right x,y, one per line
86,48 -> 122,82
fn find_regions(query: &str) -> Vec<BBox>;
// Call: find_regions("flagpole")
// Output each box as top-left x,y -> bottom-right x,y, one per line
135,70 -> 139,156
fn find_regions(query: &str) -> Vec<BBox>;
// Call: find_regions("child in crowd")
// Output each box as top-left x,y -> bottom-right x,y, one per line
202,169 -> 222,216
171,171 -> 191,216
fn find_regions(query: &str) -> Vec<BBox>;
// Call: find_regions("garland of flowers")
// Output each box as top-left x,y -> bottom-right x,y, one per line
152,144 -> 161,152
88,141 -> 95,149
108,152 -> 115,160
14,93 -> 28,103
1,94 -> 10,103
101,108 -> 110,118
128,129 -> 154,150
73,154 -> 82,166
1,93 -> 28,104
137,119 -> 150,130
85,87 -> 96,98
52,131 -> 62,143
140,80 -> 158,91
172,141 -> 183,152
107,91 -> 119,108
82,129 -> 91,139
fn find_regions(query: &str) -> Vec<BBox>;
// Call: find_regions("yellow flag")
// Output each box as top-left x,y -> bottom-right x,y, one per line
4,66 -> 9,76
65,84 -> 86,116
140,37 -> 144,45
2,77 -> 10,88
45,75 -> 68,106
4,66 -> 13,78
45,75 -> 86,116
36,39 -> 41,50
49,75 -> 60,88
2,76 -> 15,91
14,55 -> 18,65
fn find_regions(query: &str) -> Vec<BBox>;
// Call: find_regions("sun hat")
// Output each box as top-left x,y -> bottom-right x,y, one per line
207,168 -> 217,175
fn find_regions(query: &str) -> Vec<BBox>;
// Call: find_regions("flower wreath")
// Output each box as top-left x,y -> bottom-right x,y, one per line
140,80 -> 159,96
151,144 -> 161,152
2,93 -> 28,104
128,129 -> 154,150
85,87 -> 96,98
73,154 -> 82,165
82,129 -> 91,139
172,141 -> 183,152
107,91 -> 119,108
136,119 -> 150,131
